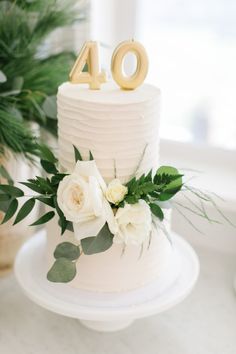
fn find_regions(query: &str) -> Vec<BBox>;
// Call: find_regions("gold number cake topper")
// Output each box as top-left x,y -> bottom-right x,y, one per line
111,40 -> 149,90
69,40 -> 149,90
69,41 -> 107,90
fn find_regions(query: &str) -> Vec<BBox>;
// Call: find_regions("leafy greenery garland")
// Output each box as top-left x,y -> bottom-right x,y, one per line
0,0 -> 84,159
0,144 -> 185,282
0,145 -> 233,282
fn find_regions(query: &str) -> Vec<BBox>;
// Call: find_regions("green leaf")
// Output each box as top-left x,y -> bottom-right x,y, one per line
20,182 -> 45,194
30,211 -> 55,226
1,199 -> 18,224
13,198 -> 35,225
145,170 -> 152,182
150,203 -> 164,221
0,166 -> 13,185
35,196 -> 55,208
65,221 -> 74,232
58,218 -> 75,235
40,160 -> 58,174
125,195 -> 139,204
42,95 -> 57,119
81,223 -> 114,255
136,182 -> 157,195
51,173 -> 68,186
156,166 -> 179,175
129,179 -> 138,194
158,187 -> 183,201
54,242 -> 80,261
155,166 -> 183,198
126,176 -> 136,189
47,258 -> 76,283
138,174 -> 145,185
0,185 -> 24,198
37,144 -> 57,163
35,176 -> 54,194
0,193 -> 11,202
73,145 -> 82,162
89,151 -> 94,160
54,197 -> 68,235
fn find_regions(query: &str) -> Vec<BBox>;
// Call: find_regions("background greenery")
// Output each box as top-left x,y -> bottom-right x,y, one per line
0,0 -> 84,160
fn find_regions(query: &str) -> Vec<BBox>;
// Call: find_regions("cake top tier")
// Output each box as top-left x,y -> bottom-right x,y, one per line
58,82 -> 160,105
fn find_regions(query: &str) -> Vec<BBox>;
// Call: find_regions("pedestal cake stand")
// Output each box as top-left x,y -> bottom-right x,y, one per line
14,230 -> 199,332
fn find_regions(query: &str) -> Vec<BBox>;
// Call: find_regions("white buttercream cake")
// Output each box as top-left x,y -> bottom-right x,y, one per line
47,81 -> 173,292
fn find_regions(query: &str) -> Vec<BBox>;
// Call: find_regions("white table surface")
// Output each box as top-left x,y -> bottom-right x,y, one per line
0,243 -> 236,354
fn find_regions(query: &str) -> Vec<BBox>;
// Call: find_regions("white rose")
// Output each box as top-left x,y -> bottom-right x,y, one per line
105,179 -> 128,205
113,200 -> 152,245
57,160 -> 116,240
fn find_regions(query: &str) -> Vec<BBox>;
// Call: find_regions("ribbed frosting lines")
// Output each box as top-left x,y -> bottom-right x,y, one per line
57,82 -> 161,183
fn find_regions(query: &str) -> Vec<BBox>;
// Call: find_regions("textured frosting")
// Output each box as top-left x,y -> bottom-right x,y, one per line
47,210 -> 172,292
57,82 -> 161,183
49,81 -> 173,293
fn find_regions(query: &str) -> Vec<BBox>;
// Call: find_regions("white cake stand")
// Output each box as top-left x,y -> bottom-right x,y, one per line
14,230 -> 199,332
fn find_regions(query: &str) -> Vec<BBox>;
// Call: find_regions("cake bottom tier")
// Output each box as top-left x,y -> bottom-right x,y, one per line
46,216 -> 172,293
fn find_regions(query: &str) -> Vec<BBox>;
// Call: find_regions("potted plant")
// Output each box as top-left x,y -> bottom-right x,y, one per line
0,0 -> 86,273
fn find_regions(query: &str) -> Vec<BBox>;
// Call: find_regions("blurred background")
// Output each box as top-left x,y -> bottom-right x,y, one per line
91,0 -> 236,148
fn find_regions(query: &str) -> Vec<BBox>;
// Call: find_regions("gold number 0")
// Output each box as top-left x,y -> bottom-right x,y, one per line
111,40 -> 149,90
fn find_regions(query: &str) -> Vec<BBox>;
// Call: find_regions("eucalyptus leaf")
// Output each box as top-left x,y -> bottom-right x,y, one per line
30,211 -> 55,226
47,258 -> 76,283
14,198 -> 35,225
0,184 -> 24,197
81,223 -> 114,255
54,242 -> 80,261
1,199 -> 18,224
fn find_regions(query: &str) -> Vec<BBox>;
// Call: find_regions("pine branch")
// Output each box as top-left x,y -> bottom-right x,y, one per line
0,107 -> 38,159
0,0 -> 85,159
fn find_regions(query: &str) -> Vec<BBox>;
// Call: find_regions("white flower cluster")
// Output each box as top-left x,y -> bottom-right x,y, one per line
57,160 -> 152,245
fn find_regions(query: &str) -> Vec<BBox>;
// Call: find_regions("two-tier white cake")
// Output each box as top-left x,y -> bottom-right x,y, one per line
47,81 -> 172,292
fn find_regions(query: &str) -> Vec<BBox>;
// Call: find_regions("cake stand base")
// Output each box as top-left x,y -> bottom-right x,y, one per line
14,230 -> 199,332
80,319 -> 134,332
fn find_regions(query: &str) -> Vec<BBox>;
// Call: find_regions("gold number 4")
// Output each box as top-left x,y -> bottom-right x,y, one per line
69,40 -> 149,91
69,41 -> 107,90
